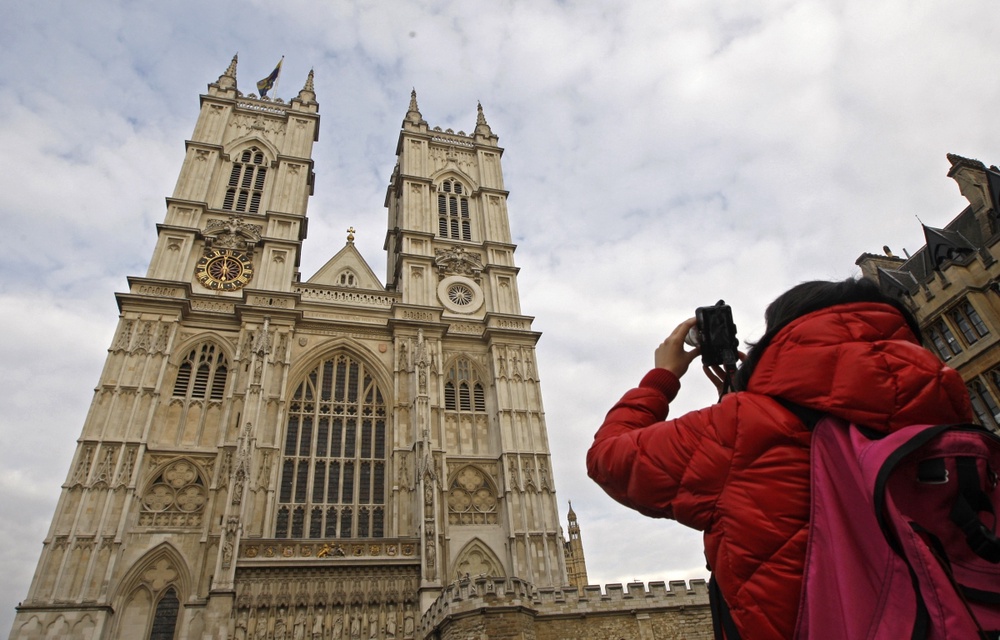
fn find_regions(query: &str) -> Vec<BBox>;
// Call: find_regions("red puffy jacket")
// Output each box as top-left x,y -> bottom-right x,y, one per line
587,302 -> 972,639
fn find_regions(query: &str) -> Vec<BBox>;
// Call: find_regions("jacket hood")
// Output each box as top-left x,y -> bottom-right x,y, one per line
746,302 -> 972,431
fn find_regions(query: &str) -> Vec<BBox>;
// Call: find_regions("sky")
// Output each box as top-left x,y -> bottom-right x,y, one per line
2,0 -> 1000,633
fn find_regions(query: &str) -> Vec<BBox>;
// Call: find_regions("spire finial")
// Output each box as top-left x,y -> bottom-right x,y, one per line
474,100 -> 494,138
215,54 -> 239,91
296,68 -> 316,104
347,227 -> 356,243
404,88 -> 426,127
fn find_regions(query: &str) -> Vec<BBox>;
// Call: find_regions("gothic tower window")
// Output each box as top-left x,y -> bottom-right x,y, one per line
223,147 -> 268,214
438,179 -> 471,241
172,343 -> 228,400
444,358 -> 486,413
276,354 -> 387,539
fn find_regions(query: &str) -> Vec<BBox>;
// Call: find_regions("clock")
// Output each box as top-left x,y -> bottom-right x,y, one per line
195,249 -> 254,291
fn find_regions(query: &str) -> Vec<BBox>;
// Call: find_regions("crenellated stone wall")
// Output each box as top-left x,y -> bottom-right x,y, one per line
418,576 -> 712,640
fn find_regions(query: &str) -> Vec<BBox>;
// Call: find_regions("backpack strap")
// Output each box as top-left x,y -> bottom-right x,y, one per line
708,574 -> 741,640
951,456 -> 1000,563
773,398 -> 825,430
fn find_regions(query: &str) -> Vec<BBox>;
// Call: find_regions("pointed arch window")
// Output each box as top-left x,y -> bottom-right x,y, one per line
438,179 -> 472,241
276,353 -> 387,539
223,147 -> 268,214
444,357 -> 487,413
172,343 -> 228,400
338,270 -> 357,287
149,587 -> 180,640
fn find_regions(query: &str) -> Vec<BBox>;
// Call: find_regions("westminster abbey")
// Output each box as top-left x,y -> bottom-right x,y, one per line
9,57 -> 711,640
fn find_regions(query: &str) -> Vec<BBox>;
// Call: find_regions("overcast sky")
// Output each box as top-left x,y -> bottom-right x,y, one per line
2,0 -> 1000,633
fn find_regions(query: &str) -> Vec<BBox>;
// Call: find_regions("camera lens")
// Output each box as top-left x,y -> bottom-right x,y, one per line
684,327 -> 700,348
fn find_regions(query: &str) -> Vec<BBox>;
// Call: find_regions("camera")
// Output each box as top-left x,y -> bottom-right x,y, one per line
688,300 -> 739,368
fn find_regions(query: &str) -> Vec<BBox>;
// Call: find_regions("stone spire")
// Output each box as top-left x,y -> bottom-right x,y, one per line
404,89 -> 427,129
217,53 -> 238,91
473,101 -> 498,144
297,68 -> 316,104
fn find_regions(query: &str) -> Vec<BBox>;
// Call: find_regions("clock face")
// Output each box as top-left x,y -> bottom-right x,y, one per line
195,249 -> 254,291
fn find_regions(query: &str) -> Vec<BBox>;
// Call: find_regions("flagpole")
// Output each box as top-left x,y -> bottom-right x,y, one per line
273,55 -> 284,98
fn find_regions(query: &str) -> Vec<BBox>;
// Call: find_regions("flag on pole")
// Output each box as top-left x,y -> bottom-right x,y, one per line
256,57 -> 283,97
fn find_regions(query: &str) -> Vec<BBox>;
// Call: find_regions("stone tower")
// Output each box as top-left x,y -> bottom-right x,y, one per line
563,502 -> 589,589
10,57 -> 566,639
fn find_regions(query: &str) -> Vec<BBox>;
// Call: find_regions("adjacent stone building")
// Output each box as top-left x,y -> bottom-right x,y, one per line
10,57 -> 710,639
857,153 -> 1000,433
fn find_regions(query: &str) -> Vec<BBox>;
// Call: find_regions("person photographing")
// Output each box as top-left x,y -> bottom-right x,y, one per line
586,278 -> 973,639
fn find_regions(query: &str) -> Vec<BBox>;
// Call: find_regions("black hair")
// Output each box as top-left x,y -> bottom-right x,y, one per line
731,277 -> 921,391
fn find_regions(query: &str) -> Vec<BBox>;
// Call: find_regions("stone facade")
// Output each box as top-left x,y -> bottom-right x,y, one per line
857,153 -> 1000,433
9,57 -> 712,639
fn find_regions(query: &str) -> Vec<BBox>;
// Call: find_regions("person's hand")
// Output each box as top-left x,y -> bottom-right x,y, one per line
655,317 -> 701,378
703,351 -> 747,394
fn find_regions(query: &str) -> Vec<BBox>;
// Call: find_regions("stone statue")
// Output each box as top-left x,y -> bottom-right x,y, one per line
386,609 -> 396,638
234,610 -> 248,640
293,608 -> 306,640
312,609 -> 324,639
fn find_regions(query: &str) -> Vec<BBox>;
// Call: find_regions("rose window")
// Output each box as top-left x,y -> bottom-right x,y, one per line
448,466 -> 498,525
437,276 -> 483,313
448,283 -> 474,306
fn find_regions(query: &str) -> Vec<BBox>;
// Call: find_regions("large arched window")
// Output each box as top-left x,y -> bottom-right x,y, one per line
223,147 -> 268,214
172,343 -> 228,400
276,354 -> 387,539
437,179 -> 471,241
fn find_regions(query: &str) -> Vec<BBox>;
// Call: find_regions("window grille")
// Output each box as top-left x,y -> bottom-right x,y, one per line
444,358 -> 487,414
437,179 -> 472,241
172,344 -> 228,400
223,148 -> 267,214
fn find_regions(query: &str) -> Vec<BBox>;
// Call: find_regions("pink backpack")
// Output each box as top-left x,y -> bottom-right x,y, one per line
794,417 -> 1000,639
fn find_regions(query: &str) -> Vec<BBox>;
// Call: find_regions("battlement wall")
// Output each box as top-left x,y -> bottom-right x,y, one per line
418,576 -> 712,640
